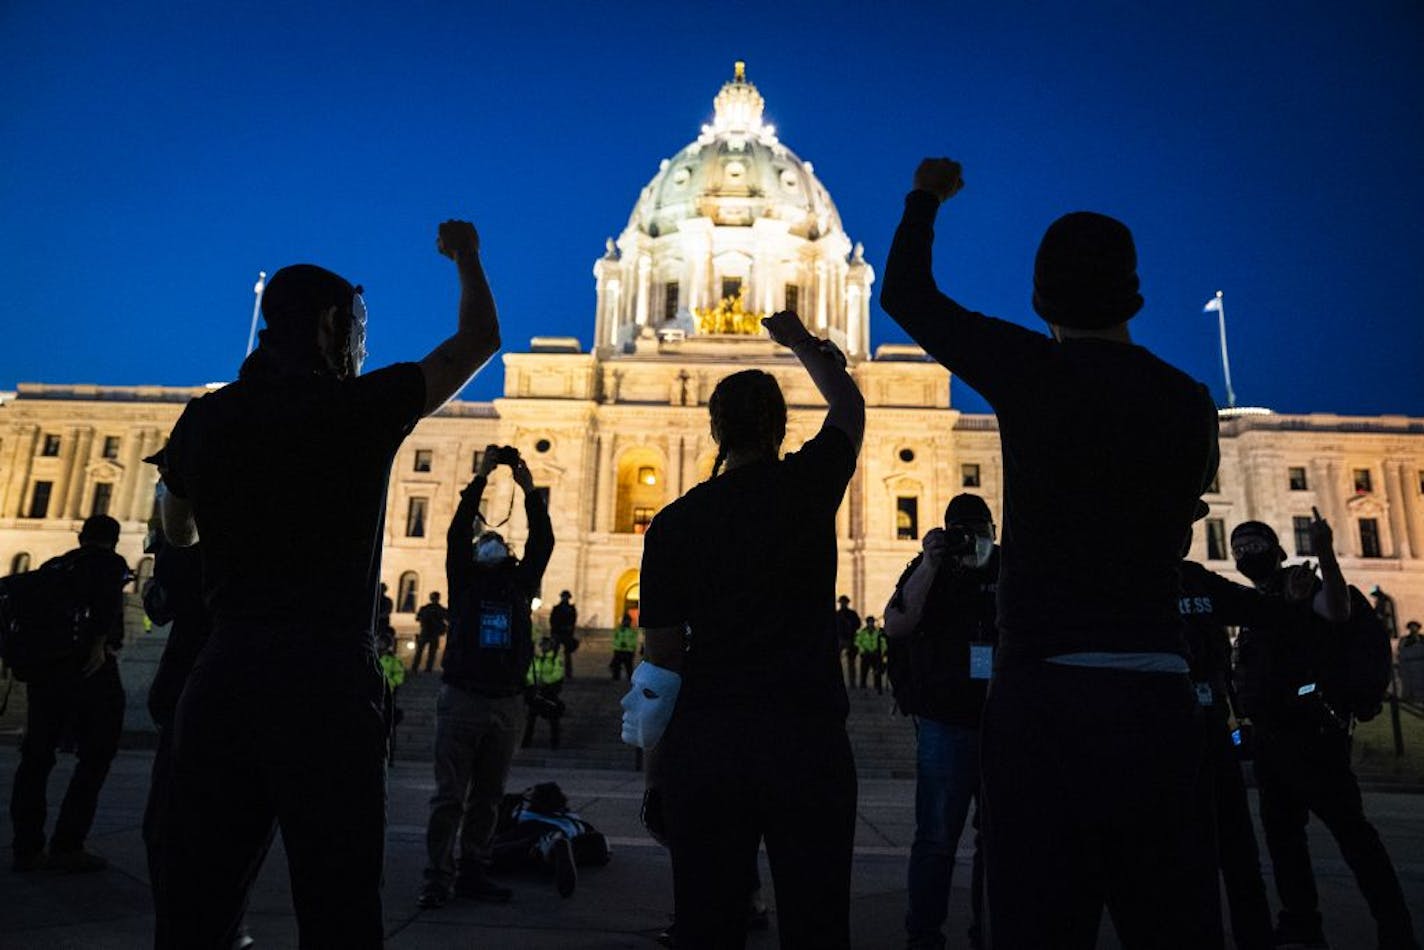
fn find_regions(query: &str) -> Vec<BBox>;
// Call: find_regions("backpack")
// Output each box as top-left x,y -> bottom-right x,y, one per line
1323,586 -> 1392,723
0,558 -> 90,682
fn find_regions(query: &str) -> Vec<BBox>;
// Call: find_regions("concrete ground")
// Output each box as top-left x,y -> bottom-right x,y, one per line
2,750 -> 1422,949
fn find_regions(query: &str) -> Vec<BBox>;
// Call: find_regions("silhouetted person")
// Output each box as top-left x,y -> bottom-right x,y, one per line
609,612 -> 638,680
9,514 -> 129,874
854,616 -> 885,693
523,636 -> 566,750
155,219 -> 501,948
884,493 -> 999,950
550,589 -> 578,678
413,591 -> 449,673
623,309 -> 865,949
1401,620 -> 1424,702
1178,508 -> 1348,950
836,595 -> 860,689
420,446 -> 553,909
1230,521 -> 1418,950
883,158 -> 1221,948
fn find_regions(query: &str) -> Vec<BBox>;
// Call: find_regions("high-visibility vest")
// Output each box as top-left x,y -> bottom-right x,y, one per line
612,625 -> 639,652
855,627 -> 884,655
526,651 -> 565,687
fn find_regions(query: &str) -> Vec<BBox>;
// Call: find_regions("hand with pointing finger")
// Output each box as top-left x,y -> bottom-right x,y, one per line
1307,505 -> 1334,557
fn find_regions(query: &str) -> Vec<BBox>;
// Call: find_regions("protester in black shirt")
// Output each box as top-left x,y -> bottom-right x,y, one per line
413,591 -> 449,674
836,595 -> 860,690
9,515 -> 129,874
624,308 -> 864,950
420,446 -> 553,909
883,158 -> 1221,948
549,590 -> 578,678
1229,520 -> 1418,950
884,493 -> 998,950
155,219 -> 501,947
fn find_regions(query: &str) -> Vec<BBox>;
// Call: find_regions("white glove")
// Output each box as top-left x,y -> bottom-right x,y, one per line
620,661 -> 682,750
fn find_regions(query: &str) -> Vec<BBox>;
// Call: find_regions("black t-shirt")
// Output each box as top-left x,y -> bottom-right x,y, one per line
887,547 -> 999,726
638,425 -> 858,719
883,191 -> 1220,667
549,602 -> 577,636
162,362 -> 425,662
416,603 -> 449,637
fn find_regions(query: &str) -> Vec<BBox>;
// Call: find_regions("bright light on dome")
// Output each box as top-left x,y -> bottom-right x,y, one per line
531,597 -> 543,610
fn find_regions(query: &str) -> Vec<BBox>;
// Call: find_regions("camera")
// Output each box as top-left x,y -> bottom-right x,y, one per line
941,525 -> 978,555
493,445 -> 521,466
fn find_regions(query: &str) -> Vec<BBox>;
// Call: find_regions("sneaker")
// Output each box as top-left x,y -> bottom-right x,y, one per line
454,872 -> 513,902
11,850 -> 47,873
47,848 -> 107,873
552,837 -> 577,898
417,881 -> 450,909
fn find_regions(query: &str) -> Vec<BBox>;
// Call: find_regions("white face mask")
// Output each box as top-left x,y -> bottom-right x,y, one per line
960,535 -> 994,569
474,539 -> 508,565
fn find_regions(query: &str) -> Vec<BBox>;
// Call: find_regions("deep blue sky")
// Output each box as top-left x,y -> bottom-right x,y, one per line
3,1 -> 1422,416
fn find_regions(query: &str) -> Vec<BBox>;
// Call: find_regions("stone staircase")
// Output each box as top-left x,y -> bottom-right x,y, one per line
390,635 -> 920,777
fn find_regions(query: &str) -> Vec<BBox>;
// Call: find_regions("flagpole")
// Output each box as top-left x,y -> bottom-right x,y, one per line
245,271 -> 266,358
1212,290 -> 1237,409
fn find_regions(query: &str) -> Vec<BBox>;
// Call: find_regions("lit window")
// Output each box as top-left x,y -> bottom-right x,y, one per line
961,464 -> 980,488
1359,518 -> 1382,558
1353,468 -> 1373,493
633,507 -> 655,535
638,466 -> 657,487
10,552 -> 31,575
397,572 -> 419,613
102,436 -> 121,460
1205,519 -> 1227,561
91,483 -> 113,518
27,481 -> 52,519
414,450 -> 432,472
1292,516 -> 1315,557
406,497 -> 428,538
1288,467 -> 1308,491
41,434 -> 61,457
896,497 -> 919,541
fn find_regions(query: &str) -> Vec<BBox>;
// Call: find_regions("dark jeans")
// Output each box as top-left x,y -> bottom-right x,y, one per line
10,660 -> 124,857
859,651 -> 884,693
657,710 -> 857,950
906,717 -> 983,949
1255,722 -> 1418,949
981,662 -> 1220,950
609,650 -> 634,680
425,687 -> 523,887
1200,708 -> 1273,950
412,634 -> 441,673
158,655 -> 388,949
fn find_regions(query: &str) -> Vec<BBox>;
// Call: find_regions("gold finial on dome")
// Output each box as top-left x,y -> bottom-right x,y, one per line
713,61 -> 766,134
734,60 -> 746,83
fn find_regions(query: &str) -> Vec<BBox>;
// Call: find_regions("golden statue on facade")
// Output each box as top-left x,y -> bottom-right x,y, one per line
695,291 -> 764,336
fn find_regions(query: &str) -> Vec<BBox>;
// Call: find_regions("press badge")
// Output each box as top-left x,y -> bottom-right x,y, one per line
1194,682 -> 1214,707
479,602 -> 513,649
969,644 -> 994,680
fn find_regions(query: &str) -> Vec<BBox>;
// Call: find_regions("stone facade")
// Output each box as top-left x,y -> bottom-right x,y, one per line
2,64 -> 1422,632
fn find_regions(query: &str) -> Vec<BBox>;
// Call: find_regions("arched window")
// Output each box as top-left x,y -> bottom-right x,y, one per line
614,568 -> 641,628
10,552 -> 31,575
397,572 -> 419,613
614,448 -> 667,534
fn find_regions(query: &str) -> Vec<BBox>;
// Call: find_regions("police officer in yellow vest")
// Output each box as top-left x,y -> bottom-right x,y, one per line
855,616 -> 888,694
523,637 -> 566,749
609,613 -> 639,681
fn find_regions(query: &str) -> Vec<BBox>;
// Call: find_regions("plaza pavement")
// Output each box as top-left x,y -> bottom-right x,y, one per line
3,750 -> 1422,949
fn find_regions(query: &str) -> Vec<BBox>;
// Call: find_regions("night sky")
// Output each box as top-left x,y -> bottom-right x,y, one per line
3,1 -> 1421,417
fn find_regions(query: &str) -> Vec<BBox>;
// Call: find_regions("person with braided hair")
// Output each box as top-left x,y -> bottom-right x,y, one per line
621,309 -> 865,949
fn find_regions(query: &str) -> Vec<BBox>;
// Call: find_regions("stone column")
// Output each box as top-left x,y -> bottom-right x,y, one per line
64,427 -> 97,518
634,255 -> 651,328
591,434 -> 614,532
2,425 -> 38,518
128,429 -> 161,522
1396,461 -> 1423,561
1385,461 -> 1413,559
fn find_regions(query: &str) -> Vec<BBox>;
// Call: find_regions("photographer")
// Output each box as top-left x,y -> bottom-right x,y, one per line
1229,521 -> 1417,950
884,494 -> 998,950
412,592 -> 449,674
624,308 -> 864,949
419,444 -> 553,909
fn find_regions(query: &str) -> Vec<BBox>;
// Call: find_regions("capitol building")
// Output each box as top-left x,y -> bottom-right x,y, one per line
2,65 -> 1423,631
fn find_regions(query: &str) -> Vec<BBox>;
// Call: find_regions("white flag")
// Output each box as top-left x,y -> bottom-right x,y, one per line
1203,295 -> 1223,313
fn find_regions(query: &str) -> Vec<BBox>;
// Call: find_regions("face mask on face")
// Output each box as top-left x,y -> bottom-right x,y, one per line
958,535 -> 994,568
474,538 -> 508,566
1235,551 -> 1279,583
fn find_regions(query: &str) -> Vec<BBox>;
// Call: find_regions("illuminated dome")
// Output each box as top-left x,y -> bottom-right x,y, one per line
593,63 -> 874,359
627,62 -> 842,241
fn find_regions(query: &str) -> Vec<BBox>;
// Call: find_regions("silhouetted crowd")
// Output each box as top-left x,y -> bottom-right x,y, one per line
4,165 -> 1419,950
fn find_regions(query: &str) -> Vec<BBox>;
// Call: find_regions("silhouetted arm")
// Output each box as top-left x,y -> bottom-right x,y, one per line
420,220 -> 502,416
763,310 -> 866,455
447,471 -> 488,594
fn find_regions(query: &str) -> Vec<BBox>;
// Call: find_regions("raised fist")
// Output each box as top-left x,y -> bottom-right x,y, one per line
436,220 -> 480,262
1307,506 -> 1334,556
762,310 -> 813,348
913,158 -> 964,203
